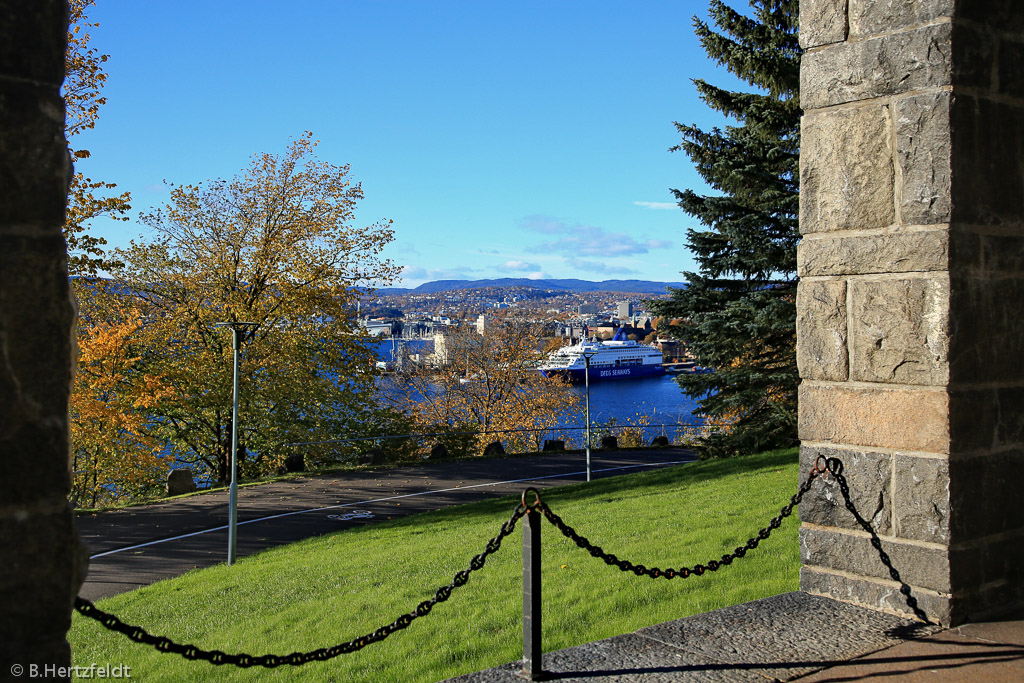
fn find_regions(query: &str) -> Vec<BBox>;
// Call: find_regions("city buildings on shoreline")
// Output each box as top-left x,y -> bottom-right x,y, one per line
358,284 -> 690,363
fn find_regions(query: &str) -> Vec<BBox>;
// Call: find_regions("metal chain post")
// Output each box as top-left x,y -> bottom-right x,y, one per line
74,455 -> 929,670
521,488 -> 544,680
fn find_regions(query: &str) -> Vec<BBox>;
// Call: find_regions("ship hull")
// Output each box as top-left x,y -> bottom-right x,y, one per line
540,364 -> 666,383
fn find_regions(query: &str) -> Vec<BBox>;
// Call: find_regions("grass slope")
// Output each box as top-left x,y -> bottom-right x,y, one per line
71,448 -> 800,682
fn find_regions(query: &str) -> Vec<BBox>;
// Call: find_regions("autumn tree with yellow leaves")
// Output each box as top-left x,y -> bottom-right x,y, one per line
389,320 -> 579,455
102,133 -> 399,484
64,0 -> 131,276
70,296 -> 171,507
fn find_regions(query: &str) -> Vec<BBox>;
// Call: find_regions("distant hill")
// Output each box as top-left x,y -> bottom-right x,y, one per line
377,278 -> 687,296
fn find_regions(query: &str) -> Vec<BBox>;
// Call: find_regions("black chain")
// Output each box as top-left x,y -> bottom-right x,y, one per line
75,504 -> 528,667
75,455 -> 929,668
535,456 -> 930,624
533,465 -> 821,580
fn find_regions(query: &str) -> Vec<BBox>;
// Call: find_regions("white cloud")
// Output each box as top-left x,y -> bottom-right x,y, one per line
399,264 -> 476,284
519,215 -> 567,235
633,201 -> 677,210
499,260 -> 541,272
566,258 -> 636,275
519,215 -> 673,258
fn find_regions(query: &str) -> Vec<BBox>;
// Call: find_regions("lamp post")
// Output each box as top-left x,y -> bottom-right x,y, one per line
582,349 -> 596,482
214,321 -> 259,566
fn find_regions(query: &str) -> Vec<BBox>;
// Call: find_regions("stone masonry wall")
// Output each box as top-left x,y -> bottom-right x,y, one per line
0,0 -> 87,677
798,0 -> 1024,625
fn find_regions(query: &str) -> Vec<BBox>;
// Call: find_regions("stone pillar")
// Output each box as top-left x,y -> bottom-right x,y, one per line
798,0 -> 1024,626
0,0 -> 87,677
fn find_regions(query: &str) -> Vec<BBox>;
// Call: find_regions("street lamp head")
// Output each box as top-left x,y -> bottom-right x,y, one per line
215,321 -> 259,350
213,321 -> 259,328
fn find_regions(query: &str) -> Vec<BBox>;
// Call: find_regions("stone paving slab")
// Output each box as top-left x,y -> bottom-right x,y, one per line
446,592 -> 938,682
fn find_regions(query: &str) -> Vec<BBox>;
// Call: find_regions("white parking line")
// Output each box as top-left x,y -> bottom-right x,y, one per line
88,459 -> 692,559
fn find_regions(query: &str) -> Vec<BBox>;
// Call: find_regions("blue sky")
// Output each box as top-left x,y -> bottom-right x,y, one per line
75,1 -> 747,288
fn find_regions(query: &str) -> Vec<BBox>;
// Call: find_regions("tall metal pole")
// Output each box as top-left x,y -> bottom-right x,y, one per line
215,321 -> 257,566
227,326 -> 241,565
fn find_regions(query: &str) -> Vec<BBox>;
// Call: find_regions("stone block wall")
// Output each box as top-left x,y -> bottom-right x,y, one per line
798,0 -> 1024,625
0,0 -> 87,676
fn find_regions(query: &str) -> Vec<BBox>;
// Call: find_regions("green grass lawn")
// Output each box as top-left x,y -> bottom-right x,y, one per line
71,448 -> 800,682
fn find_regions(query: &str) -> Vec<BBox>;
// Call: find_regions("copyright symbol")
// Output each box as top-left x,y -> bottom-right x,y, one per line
11,663 -> 23,676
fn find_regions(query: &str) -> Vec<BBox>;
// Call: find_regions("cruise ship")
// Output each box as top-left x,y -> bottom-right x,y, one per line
538,329 -> 665,382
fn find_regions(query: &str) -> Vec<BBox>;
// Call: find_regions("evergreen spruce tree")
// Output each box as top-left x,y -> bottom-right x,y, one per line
650,0 -> 800,457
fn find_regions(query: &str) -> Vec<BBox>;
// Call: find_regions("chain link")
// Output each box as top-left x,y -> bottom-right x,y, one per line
534,464 -> 822,580
75,454 -> 929,668
75,504 -> 528,667
534,455 -> 929,624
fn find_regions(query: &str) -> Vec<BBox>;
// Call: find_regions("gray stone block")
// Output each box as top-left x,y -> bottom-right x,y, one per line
977,234 -> 1024,274
800,105 -> 894,234
798,382 -> 949,454
799,231 -> 948,277
0,0 -> 67,84
950,95 -> 1024,226
282,453 -> 305,472
959,577 -> 1024,625
950,534 -> 1024,621
849,0 -> 954,38
800,0 -> 848,49
848,276 -> 949,385
0,236 -> 76,432
999,39 -> 1024,98
896,92 -> 952,226
948,450 -> 1024,541
165,469 -> 196,496
800,526 -> 951,593
796,279 -> 848,381
958,0 -> 1024,34
946,537 -> 1024,603
893,454 -> 949,544
0,508 -> 77,643
801,22 -> 952,109
948,386 -> 1024,453
949,275 -> 1024,385
0,83 -> 71,225
799,445 -> 892,535
801,566 -> 953,624
952,22 -> 997,90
